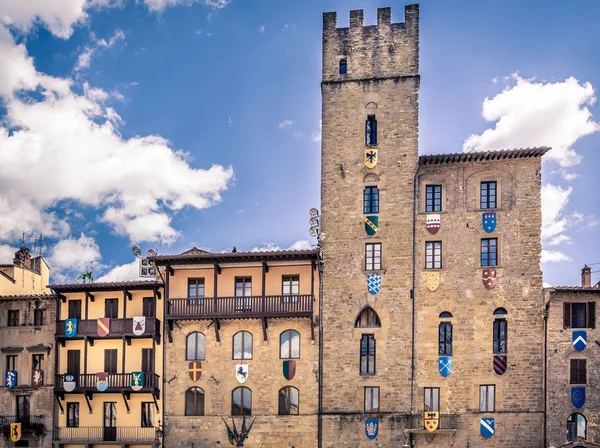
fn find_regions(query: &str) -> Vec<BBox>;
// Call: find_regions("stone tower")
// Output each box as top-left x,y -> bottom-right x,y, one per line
320,5 -> 420,446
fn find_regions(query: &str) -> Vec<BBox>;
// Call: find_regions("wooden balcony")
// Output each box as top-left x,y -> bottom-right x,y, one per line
54,426 -> 157,446
55,373 -> 160,397
56,317 -> 160,343
405,413 -> 458,433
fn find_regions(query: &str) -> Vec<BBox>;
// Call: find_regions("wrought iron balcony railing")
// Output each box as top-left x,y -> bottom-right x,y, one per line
54,426 -> 156,442
0,415 -> 46,435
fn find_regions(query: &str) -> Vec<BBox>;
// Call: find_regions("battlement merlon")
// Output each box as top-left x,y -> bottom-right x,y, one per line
322,5 -> 419,82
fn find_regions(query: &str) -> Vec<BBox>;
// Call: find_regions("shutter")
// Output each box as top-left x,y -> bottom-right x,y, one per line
570,359 -> 577,383
372,119 -> 377,145
588,302 -> 596,329
580,360 -> 587,384
564,303 -> 571,328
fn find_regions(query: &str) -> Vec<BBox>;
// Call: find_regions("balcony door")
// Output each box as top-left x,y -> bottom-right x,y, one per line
68,300 -> 82,319
16,395 -> 30,424
142,348 -> 153,377
104,299 -> 119,319
66,350 -> 81,375
104,350 -> 118,374
103,402 -> 117,441
142,298 -> 155,318
235,278 -> 252,312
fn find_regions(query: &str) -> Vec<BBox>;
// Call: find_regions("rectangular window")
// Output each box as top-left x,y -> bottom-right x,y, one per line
439,323 -> 452,356
235,277 -> 252,312
479,385 -> 496,412
104,299 -> 118,319
365,115 -> 377,146
33,309 -> 45,326
365,243 -> 382,271
7,310 -> 19,327
282,275 -> 300,303
32,354 -> 44,371
68,300 -> 82,320
67,403 -> 79,427
425,241 -> 442,269
481,238 -> 498,267
364,387 -> 380,413
141,402 -> 153,427
66,350 -> 80,375
142,298 -> 155,318
6,355 -> 17,371
16,395 -> 30,421
493,319 -> 507,354
363,186 -> 379,214
480,181 -> 497,209
570,359 -> 587,384
425,185 -> 442,212
564,302 -> 596,329
188,278 -> 205,306
424,387 -> 440,412
360,334 -> 376,376
104,349 -> 118,374
141,348 -> 153,374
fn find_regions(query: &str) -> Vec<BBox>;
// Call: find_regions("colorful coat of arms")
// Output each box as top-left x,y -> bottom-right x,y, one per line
364,149 -> 378,169
364,216 -> 379,236
480,418 -> 495,438
96,372 -> 109,391
64,373 -> 77,392
482,269 -> 497,289
573,331 -> 587,351
426,271 -> 440,292
493,354 -> 507,375
426,214 -> 440,234
133,316 -> 146,336
482,212 -> 497,233
365,419 -> 378,439
5,370 -> 17,389
189,362 -> 202,382
438,356 -> 452,377
32,369 -> 43,389
236,364 -> 248,384
367,273 -> 381,295
10,423 -> 21,442
65,318 -> 78,338
131,371 -> 145,391
572,387 -> 585,408
283,360 -> 296,380
97,318 -> 110,337
424,412 -> 439,432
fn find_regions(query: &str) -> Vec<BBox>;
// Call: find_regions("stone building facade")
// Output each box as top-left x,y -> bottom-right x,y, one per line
0,247 -> 54,448
320,4 -> 547,447
152,249 -> 320,448
545,267 -> 600,448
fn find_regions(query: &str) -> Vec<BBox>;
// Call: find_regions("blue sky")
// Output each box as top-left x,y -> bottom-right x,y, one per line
0,0 -> 598,287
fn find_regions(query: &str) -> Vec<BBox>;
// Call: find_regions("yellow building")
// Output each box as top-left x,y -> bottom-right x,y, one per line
50,280 -> 164,448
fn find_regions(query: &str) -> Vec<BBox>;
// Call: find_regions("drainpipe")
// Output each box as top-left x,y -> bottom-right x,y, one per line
317,248 -> 324,448
162,266 -> 170,448
410,162 -> 421,446
543,291 -> 554,448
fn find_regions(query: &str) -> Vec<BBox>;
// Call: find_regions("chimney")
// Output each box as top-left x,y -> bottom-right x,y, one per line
582,265 -> 591,288
13,246 -> 32,270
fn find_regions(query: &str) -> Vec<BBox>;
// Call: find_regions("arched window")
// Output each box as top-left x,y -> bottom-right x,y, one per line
439,311 -> 453,318
493,310 -> 507,354
280,330 -> 300,359
355,307 -> 381,328
339,59 -> 347,75
439,312 -> 452,356
185,387 -> 204,416
233,331 -> 252,360
567,413 -> 586,441
278,386 -> 299,415
186,332 -> 205,361
232,387 -> 252,416
360,334 -> 376,376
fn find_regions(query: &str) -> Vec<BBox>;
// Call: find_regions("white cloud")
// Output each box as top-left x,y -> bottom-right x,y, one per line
0,25 -> 234,244
293,130 -> 306,139
75,29 -> 125,72
287,240 -> 313,251
279,119 -> 293,129
312,120 -> 322,142
251,239 -> 313,252
0,244 -> 18,264
547,234 -> 572,247
47,233 -> 101,272
541,249 -> 572,263
228,115 -> 233,126
464,74 -> 600,167
97,259 -> 152,282
541,184 -> 572,241
142,0 -> 231,12
258,25 -> 265,33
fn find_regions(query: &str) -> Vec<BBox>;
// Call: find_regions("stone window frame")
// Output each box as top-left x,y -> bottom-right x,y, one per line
480,237 -> 500,267
33,308 -> 45,326
425,241 -> 442,270
479,181 -> 498,210
425,184 -> 442,213
418,176 -> 450,215
339,58 -> 347,75
355,307 -> 381,329
363,186 -> 380,215
365,115 -> 377,147
231,386 -> 252,416
479,384 -> 496,412
232,331 -> 253,361
359,334 -> 376,376
563,301 -> 596,329
7,309 -> 19,327
567,412 -> 587,442
424,387 -> 440,412
475,179 -> 503,212
186,332 -> 206,361
278,386 -> 299,415
185,387 -> 205,416
439,319 -> 452,356
279,329 -> 300,359
364,386 -> 380,413
364,242 -> 382,272
569,359 -> 587,385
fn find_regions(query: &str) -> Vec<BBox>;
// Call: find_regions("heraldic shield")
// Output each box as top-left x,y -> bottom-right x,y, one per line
493,354 -> 507,375
364,216 -> 379,236
189,362 -> 202,382
426,214 -> 440,234
364,148 -> 378,169
367,274 -> 381,295
97,317 -> 110,337
438,356 -> 452,377
365,419 -> 378,439
65,318 -> 78,338
10,423 -> 21,442
427,271 -> 440,292
482,212 -> 497,233
32,369 -> 43,389
283,360 -> 296,380
482,269 -> 497,289
236,364 -> 248,384
5,370 -> 16,389
64,373 -> 77,392
572,387 -> 585,408
133,316 -> 146,336
573,331 -> 587,351
96,372 -> 109,391
424,412 -> 439,432
131,371 -> 145,391
480,418 -> 495,438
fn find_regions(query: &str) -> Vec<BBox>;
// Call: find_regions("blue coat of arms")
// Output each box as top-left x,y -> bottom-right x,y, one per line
65,318 -> 78,338
365,419 -> 378,439
438,356 -> 452,377
482,212 -> 496,233
5,370 -> 17,389
480,417 -> 494,438
367,274 -> 381,295
573,331 -> 587,351
572,387 -> 585,408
